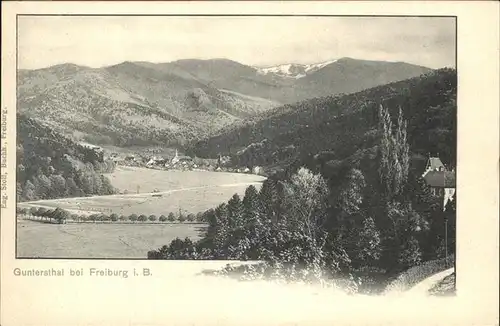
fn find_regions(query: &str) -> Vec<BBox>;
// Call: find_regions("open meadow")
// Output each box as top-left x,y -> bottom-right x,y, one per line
19,166 -> 266,216
17,166 -> 266,258
17,220 -> 206,258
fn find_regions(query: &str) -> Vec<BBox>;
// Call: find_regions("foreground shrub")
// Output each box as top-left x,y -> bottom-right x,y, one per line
204,261 -> 359,294
148,238 -> 199,259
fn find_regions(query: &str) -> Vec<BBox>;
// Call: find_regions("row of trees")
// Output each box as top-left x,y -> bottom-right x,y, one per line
17,207 -> 70,224
148,104 -> 457,294
18,207 -> 206,224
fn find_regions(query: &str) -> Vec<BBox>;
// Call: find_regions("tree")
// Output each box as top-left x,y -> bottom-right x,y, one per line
338,168 -> 366,218
36,207 -> 47,218
186,214 -> 195,222
227,193 -> 244,228
398,236 -> 422,269
89,214 -> 98,223
196,212 -> 204,222
129,214 -> 138,223
356,217 -> 382,265
159,215 -> 167,222
49,174 -> 66,198
167,212 -> 176,222
378,105 -> 410,203
22,180 -> 37,201
138,214 -> 147,222
110,213 -> 119,222
283,167 -> 329,241
149,214 -> 157,222
119,215 -> 127,222
52,208 -> 70,224
178,213 -> 186,223
243,185 -> 260,219
29,206 -> 38,217
36,174 -> 52,199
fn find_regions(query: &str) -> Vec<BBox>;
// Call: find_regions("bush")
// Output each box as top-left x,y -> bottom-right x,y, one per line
138,214 -> 147,222
186,213 -> 195,222
159,215 -> 167,222
178,214 -> 186,223
110,213 -> 119,222
70,214 -> 79,221
119,215 -> 127,222
149,215 -> 157,222
89,214 -> 98,223
129,214 -> 138,223
167,212 -> 176,222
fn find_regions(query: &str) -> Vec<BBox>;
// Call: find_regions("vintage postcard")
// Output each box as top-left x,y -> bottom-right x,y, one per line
1,1 -> 498,326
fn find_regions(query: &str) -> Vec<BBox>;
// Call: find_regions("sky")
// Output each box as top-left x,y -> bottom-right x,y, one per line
18,16 -> 456,70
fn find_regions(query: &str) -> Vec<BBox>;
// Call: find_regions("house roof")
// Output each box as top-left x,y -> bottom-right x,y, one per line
426,157 -> 445,171
423,171 -> 456,188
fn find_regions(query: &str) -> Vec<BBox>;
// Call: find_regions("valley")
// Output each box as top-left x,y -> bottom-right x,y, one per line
17,166 -> 266,258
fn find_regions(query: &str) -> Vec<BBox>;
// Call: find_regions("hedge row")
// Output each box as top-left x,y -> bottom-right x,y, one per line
17,207 -> 206,224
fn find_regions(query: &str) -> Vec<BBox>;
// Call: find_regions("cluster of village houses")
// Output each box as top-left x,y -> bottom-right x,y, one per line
80,142 -> 453,206
107,149 -> 263,175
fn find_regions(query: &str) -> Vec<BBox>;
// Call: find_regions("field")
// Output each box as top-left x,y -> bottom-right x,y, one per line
17,166 -> 267,258
17,220 -> 206,258
19,166 -> 267,216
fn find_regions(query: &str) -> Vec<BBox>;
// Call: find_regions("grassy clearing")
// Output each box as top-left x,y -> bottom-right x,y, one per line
17,219 -> 206,259
108,166 -> 266,194
18,167 -> 266,216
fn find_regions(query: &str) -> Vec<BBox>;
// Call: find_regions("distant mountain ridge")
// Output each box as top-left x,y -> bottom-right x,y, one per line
188,68 -> 457,177
17,57 -> 433,147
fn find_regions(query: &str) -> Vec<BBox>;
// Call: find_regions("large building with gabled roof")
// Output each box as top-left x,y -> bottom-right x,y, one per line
422,155 -> 456,210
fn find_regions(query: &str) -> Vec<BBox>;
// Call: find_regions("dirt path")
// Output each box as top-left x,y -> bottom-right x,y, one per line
406,268 -> 455,295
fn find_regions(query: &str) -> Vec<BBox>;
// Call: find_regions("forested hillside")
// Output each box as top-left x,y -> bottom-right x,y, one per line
189,68 -> 456,174
17,114 -> 116,202
151,70 -> 457,293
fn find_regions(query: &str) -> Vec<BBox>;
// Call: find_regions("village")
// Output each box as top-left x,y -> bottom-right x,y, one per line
90,143 -> 265,176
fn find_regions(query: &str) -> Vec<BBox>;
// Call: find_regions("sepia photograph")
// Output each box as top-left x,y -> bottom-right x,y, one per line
13,14 -> 459,296
2,2 -> 499,325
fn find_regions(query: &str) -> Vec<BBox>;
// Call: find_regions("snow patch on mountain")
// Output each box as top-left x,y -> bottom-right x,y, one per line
256,59 -> 338,79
